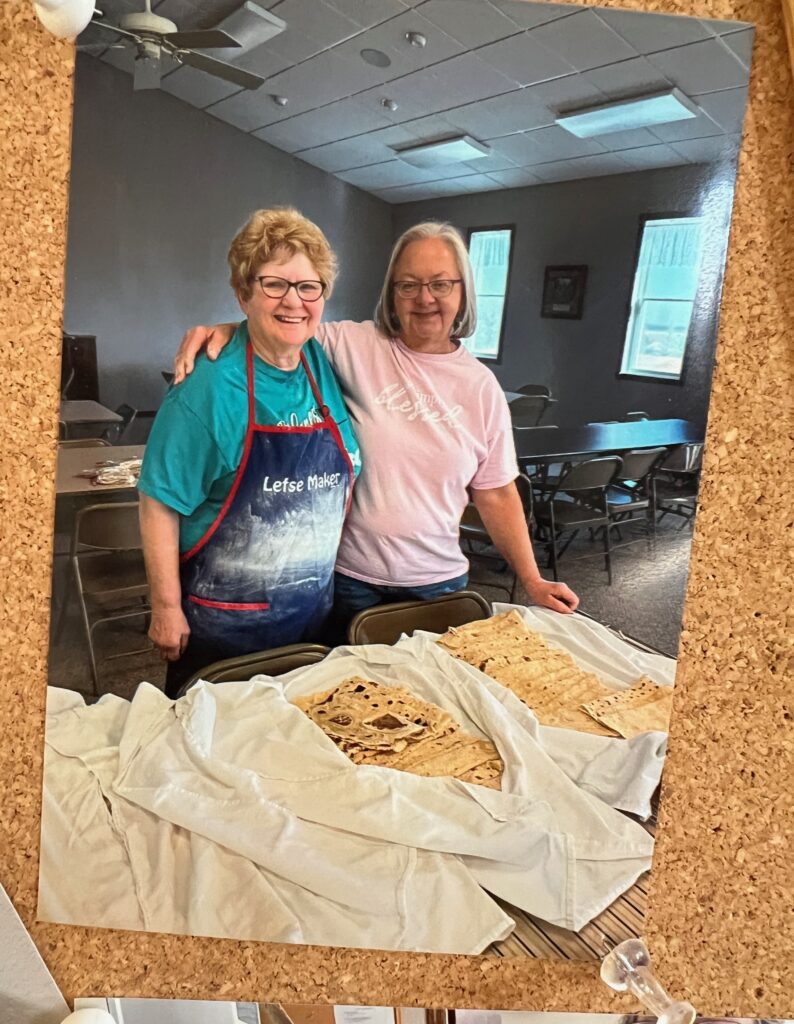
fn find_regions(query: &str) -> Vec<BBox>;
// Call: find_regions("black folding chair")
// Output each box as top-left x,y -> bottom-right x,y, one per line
460,474 -> 534,600
347,591 -> 491,646
651,444 -> 704,529
533,456 -> 623,584
607,447 -> 668,548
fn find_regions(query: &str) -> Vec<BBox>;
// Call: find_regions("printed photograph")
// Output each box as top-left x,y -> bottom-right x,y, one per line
41,0 -> 753,959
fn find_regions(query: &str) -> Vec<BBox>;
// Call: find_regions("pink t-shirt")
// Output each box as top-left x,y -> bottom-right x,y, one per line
317,320 -> 519,586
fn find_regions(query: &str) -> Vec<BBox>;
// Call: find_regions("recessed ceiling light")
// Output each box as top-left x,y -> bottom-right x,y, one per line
392,134 -> 491,168
556,88 -> 700,138
360,47 -> 391,68
405,31 -> 426,48
381,98 -> 398,112
271,94 -> 288,106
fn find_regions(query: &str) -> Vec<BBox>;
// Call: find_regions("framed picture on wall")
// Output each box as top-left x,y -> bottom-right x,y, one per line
541,265 -> 588,319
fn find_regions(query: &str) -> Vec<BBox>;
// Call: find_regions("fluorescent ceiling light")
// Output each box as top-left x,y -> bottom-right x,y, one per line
392,135 -> 491,168
213,2 -> 286,61
556,88 -> 701,138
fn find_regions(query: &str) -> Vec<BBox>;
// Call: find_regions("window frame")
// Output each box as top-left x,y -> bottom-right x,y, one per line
465,223 -> 516,365
617,211 -> 702,387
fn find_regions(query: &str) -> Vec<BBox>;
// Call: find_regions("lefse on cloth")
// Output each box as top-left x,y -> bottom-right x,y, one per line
39,608 -> 669,954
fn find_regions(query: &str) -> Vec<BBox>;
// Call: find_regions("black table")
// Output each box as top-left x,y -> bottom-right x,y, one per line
514,418 -> 703,464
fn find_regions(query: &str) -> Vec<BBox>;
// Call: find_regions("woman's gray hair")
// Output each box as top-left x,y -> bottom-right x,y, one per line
374,221 -> 477,339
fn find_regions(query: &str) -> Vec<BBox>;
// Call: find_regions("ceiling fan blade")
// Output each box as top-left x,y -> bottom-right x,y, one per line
89,18 -> 140,41
77,41 -> 126,51
172,49 -> 265,89
162,29 -> 241,49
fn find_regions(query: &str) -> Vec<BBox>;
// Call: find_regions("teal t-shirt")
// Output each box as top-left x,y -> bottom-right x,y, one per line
138,323 -> 361,553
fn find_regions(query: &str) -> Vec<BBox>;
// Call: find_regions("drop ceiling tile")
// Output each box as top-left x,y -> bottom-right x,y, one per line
485,131 -> 540,164
647,107 -> 723,144
322,0 -> 406,29
521,124 -> 605,161
442,88 -> 551,138
297,124 -> 416,171
719,28 -> 755,69
461,149 -> 520,173
520,71 -> 608,119
380,52 -> 517,116
160,65 -> 242,107
691,86 -> 749,133
209,79 -> 310,130
400,113 -> 460,139
647,38 -> 749,95
253,94 -> 392,149
320,35 -> 409,88
669,133 -> 741,165
530,9 -> 638,72
486,165 -> 541,188
594,8 -> 710,55
582,126 -> 661,152
260,0 -> 360,60
698,17 -> 754,37
417,0 -> 521,48
338,159 -> 449,188
406,174 -> 482,198
617,142 -> 689,170
344,9 -> 465,74
475,30 -> 576,86
530,152 -> 632,182
580,55 -> 672,101
458,172 -> 502,192
260,48 -> 374,109
230,38 -> 293,75
152,0 -> 204,28
494,1 -> 578,30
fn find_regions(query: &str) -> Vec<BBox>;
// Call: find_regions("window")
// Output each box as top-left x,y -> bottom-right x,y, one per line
620,215 -> 705,381
465,227 -> 513,360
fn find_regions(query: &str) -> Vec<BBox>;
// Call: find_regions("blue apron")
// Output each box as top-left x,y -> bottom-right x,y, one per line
179,341 -> 353,660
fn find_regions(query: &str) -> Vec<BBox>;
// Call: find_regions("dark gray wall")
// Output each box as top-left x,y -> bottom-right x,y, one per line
392,162 -> 738,429
64,56 -> 393,411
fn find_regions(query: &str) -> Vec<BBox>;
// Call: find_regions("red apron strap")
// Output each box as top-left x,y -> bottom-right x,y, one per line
300,351 -> 331,420
245,341 -> 257,426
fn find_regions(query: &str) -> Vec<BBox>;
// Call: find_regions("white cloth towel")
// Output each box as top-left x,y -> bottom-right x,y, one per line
39,608 -> 670,954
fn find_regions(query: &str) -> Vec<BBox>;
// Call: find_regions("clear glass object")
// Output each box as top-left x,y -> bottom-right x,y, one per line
600,937 -> 697,1024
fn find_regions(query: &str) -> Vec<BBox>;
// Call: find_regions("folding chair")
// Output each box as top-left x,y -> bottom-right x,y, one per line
533,456 -> 623,584
509,394 -> 551,427
347,590 -> 491,646
70,501 -> 151,694
652,444 -> 703,529
177,642 -> 330,698
607,447 -> 668,548
58,438 -> 112,449
460,474 -> 534,600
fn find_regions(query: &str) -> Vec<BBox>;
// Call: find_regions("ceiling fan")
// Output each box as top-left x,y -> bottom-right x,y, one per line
78,0 -> 266,92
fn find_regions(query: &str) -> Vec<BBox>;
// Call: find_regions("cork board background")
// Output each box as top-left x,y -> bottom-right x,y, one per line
0,0 -> 791,1015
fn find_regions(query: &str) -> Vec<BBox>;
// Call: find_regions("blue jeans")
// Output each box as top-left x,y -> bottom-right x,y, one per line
326,571 -> 469,645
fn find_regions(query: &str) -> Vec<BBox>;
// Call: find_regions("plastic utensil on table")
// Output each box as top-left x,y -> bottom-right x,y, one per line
601,937 -> 696,1024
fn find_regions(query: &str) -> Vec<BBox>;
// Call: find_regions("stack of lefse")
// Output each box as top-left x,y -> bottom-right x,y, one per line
437,610 -> 674,739
292,611 -> 674,787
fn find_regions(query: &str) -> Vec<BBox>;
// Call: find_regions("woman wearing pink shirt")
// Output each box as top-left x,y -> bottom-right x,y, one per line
175,221 -> 578,633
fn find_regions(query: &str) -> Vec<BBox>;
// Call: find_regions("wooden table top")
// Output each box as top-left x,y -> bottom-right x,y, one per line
56,443 -> 145,496
60,400 -> 122,424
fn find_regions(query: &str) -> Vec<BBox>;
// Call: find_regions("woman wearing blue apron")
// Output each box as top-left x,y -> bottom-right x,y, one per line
138,209 -> 359,698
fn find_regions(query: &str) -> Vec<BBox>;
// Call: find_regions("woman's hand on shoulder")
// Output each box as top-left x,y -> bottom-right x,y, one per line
525,578 -> 579,614
174,322 -> 238,384
149,606 -> 191,660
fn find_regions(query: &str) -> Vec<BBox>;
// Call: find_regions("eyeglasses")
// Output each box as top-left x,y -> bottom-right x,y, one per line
392,279 -> 462,299
255,276 -> 325,301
